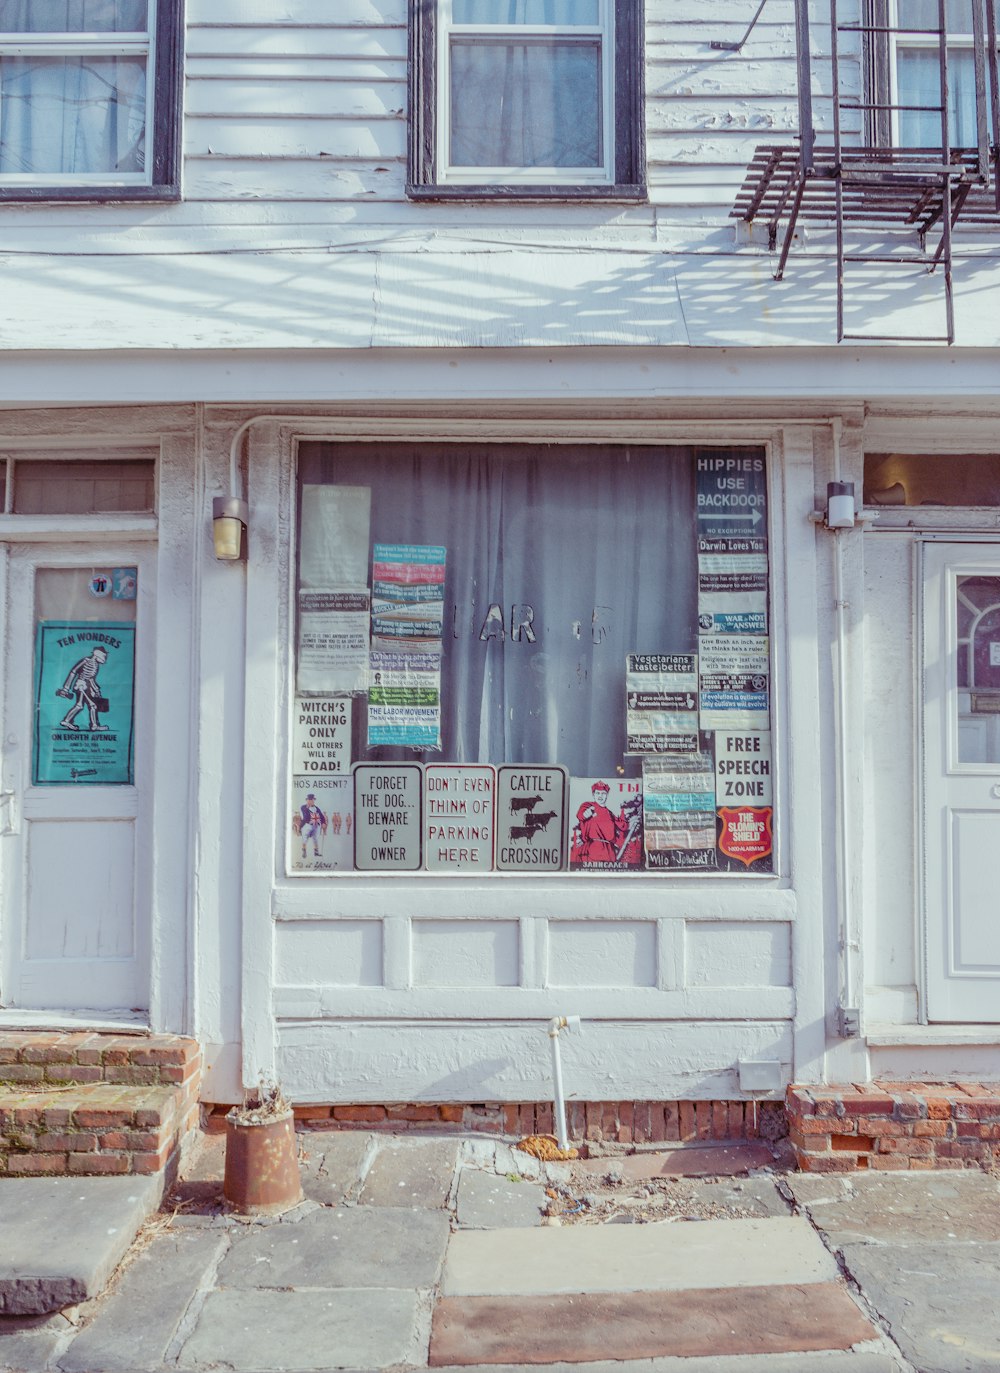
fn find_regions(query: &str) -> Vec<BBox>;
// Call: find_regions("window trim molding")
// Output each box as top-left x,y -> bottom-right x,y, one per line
0,0 -> 184,204
407,0 -> 646,202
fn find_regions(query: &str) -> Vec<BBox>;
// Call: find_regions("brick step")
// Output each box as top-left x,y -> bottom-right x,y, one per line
787,1082 -> 1000,1172
0,1033 -> 202,1179
0,1083 -> 194,1177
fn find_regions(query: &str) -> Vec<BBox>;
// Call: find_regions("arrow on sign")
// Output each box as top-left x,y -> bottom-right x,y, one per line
697,508 -> 763,524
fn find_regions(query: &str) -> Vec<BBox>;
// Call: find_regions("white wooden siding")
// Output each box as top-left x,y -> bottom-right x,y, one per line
0,0 -> 857,246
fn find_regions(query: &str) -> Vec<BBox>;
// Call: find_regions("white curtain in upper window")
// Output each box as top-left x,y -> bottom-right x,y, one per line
0,1 -> 148,176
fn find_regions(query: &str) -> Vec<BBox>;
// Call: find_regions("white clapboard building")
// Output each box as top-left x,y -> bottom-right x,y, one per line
1,0 -> 1000,1125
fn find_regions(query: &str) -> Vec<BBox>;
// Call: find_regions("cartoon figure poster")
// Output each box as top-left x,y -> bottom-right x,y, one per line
568,776 -> 643,872
291,776 -> 354,872
33,622 -> 136,785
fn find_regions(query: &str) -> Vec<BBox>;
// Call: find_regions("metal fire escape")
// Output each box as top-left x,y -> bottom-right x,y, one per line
731,0 -> 1000,342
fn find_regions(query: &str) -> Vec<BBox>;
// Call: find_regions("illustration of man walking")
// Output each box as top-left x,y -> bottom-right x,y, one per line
299,793 -> 328,860
55,646 -> 109,731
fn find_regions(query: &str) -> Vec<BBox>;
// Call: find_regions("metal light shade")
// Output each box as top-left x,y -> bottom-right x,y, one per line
213,496 -> 248,561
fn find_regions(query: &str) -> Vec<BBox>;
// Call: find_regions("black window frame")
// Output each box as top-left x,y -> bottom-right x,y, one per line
407,0 -> 646,201
0,0 -> 184,204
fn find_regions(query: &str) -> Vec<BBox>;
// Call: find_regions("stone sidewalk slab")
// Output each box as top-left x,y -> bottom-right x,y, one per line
442,1217 -> 839,1296
218,1205 -> 450,1289
429,1283 -> 877,1365
788,1171 -> 1000,1245
575,1145 -> 775,1180
456,1170 -> 545,1229
0,1312 -> 74,1372
0,1176 -> 161,1315
428,1358 -> 900,1373
178,1287 -> 419,1370
359,1138 -> 459,1208
300,1131 -> 373,1205
58,1229 -> 226,1373
839,1239 -> 1000,1373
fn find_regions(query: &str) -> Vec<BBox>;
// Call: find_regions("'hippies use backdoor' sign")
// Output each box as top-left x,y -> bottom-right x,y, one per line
33,622 -> 136,785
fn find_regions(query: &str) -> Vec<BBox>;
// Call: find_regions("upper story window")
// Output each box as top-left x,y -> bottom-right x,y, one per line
0,0 -> 183,201
886,0 -> 998,146
408,0 -> 645,200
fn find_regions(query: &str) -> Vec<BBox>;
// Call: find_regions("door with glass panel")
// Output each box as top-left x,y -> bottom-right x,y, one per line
0,546 -> 153,1012
923,541 -> 1000,1021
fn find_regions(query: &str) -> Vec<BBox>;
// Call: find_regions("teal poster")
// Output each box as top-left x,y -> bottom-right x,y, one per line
33,622 -> 136,785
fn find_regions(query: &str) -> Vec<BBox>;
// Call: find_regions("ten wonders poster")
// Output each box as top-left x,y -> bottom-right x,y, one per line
33,623 -> 136,785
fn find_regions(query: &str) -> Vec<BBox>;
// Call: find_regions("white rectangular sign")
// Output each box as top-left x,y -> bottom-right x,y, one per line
424,765 -> 496,871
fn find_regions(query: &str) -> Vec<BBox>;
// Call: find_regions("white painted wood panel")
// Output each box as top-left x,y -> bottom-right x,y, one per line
412,920 -> 520,988
25,820 -> 135,961
276,1019 -> 794,1102
276,919 -> 383,986
685,922 -> 791,988
548,921 -> 658,989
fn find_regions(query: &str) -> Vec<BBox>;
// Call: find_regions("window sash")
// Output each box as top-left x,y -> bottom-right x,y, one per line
0,3 -> 156,187
889,0 -> 997,145
436,0 -> 615,184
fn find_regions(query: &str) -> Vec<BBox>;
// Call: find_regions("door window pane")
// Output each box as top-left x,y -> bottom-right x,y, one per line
13,459 -> 155,514
450,39 -> 602,167
956,575 -> 1000,764
865,453 -> 1000,507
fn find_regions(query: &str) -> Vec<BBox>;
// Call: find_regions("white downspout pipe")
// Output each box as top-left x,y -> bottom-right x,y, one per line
548,1015 -> 581,1151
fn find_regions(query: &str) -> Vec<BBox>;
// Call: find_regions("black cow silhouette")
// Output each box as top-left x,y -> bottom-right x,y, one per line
509,794 -> 543,813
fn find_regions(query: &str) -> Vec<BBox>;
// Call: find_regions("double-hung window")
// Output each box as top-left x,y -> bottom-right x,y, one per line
408,0 -> 645,199
0,0 -> 183,200
882,0 -> 997,146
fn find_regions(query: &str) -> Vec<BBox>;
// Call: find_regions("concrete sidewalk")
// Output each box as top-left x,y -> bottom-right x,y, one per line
3,1128 -> 1000,1373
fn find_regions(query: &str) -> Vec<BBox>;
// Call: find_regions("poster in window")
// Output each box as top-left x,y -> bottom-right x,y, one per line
713,729 -> 773,872
495,765 -> 568,872
698,635 -> 770,731
292,697 -> 352,776
291,775 -> 354,872
368,544 -> 445,748
32,622 -> 136,785
424,764 -> 496,871
625,653 -> 699,755
569,777 -> 643,872
297,589 -> 370,695
642,753 -> 717,870
696,452 -> 768,634
300,485 -> 371,588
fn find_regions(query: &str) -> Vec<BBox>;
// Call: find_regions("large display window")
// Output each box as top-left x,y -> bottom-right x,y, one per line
290,442 -> 773,877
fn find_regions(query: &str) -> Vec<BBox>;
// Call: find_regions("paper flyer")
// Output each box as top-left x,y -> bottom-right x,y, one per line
297,589 -> 370,695
368,545 -> 445,748
697,551 -> 768,636
642,753 -> 717,870
568,776 -> 643,872
32,622 -> 136,785
299,485 -> 371,588
292,696 -> 352,776
291,775 -> 354,872
698,635 -> 770,731
625,653 -> 699,755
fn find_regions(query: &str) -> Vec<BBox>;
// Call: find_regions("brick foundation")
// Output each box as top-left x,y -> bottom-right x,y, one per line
0,1032 -> 201,1178
787,1082 -> 1000,1171
203,1098 -> 790,1146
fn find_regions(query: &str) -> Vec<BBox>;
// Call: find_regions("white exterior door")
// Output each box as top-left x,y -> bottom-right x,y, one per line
923,540 -> 1000,1022
0,546 -> 154,1014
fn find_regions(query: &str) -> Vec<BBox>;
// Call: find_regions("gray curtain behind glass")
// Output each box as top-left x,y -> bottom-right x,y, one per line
299,444 -> 698,779
0,1 -> 147,176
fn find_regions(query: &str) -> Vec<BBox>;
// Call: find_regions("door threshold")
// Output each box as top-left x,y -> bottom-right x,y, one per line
0,1008 -> 150,1034
867,1022 -> 1000,1046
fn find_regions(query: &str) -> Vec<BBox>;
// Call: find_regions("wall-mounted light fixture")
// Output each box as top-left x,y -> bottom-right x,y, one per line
212,495 -> 248,561
825,480 -> 856,529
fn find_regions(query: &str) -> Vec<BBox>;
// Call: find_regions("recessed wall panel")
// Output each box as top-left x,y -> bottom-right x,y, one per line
685,921 -> 790,987
548,920 -> 657,988
276,920 -> 383,987
412,919 -> 519,987
25,819 -> 134,960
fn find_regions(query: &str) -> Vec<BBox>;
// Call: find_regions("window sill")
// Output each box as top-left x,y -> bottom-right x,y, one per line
406,182 -> 648,203
0,183 -> 180,205
867,1023 -> 1000,1046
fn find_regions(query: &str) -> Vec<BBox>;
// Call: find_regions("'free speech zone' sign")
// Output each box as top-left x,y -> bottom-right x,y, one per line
353,764 -> 423,871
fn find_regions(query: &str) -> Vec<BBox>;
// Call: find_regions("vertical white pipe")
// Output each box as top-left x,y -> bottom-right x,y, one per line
549,1018 -> 569,1150
830,419 -> 856,1027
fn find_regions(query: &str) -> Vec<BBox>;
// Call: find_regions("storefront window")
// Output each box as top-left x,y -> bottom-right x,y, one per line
291,443 -> 774,877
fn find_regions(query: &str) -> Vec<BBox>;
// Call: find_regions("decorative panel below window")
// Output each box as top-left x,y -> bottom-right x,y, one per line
291,444 -> 774,877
